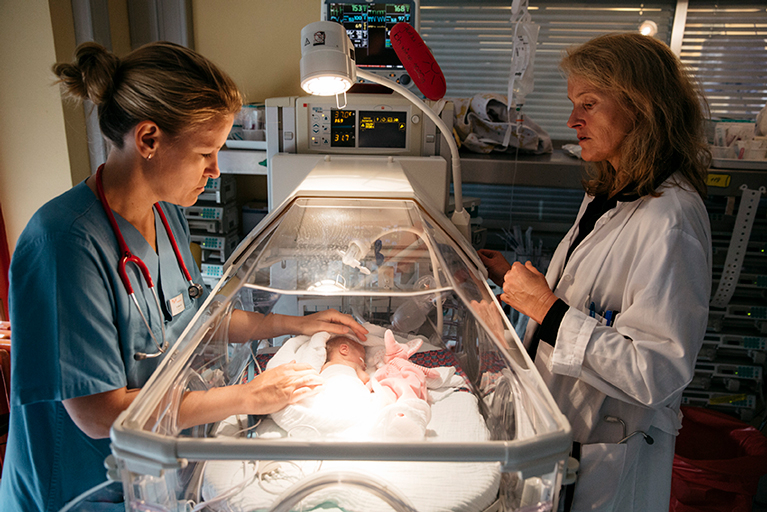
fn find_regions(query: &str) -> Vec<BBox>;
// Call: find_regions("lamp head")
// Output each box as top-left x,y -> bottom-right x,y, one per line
300,21 -> 357,96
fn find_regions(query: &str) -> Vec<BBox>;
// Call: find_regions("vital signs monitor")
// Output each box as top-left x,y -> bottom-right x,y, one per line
322,0 -> 420,86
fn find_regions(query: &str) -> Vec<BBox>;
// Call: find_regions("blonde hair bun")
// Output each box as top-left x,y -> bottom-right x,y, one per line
52,42 -> 120,106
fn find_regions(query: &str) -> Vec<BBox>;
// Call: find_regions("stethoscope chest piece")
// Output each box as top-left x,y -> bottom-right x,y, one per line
188,282 -> 204,299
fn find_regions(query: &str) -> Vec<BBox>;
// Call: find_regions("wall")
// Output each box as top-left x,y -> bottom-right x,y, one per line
0,0 -> 72,253
192,0 -> 319,103
0,0 -> 321,252
49,0 -> 89,188
192,0 -> 322,205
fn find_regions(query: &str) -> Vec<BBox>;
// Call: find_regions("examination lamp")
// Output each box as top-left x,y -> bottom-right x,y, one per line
299,21 -> 471,240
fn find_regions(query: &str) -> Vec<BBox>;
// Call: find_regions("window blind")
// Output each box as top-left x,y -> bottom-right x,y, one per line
420,1 -> 676,141
679,2 -> 767,121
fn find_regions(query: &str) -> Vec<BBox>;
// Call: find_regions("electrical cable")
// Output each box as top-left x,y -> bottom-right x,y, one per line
191,460 -> 259,511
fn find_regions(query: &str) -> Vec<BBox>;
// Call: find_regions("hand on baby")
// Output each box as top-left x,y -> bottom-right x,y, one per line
243,362 -> 323,415
296,309 -> 369,341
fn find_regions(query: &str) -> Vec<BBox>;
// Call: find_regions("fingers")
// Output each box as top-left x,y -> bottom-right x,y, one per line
294,371 -> 324,388
266,365 -> 323,395
313,309 -> 369,340
509,260 -> 539,279
282,359 -> 317,373
346,322 -> 369,341
321,323 -> 355,337
478,248 -> 500,258
477,249 -> 496,262
290,385 -> 322,404
525,260 -> 542,275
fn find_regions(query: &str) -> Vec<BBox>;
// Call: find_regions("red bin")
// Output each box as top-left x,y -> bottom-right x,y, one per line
670,406 -> 767,512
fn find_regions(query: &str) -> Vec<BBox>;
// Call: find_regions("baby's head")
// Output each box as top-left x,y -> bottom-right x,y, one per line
324,336 -> 367,370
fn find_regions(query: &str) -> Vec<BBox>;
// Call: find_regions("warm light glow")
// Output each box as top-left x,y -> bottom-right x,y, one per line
307,279 -> 348,293
301,75 -> 353,96
639,20 -> 658,36
299,21 -> 356,97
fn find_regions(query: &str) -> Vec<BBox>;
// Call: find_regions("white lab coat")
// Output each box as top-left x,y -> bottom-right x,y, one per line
524,173 -> 712,512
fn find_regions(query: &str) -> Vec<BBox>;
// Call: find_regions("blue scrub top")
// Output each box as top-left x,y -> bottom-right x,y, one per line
0,180 -> 208,511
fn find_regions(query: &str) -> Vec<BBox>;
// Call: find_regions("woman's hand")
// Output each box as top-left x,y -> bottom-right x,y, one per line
478,249 -> 511,288
177,362 -> 324,429
242,362 -> 324,415
499,261 -> 558,324
230,309 -> 368,342
294,309 -> 369,341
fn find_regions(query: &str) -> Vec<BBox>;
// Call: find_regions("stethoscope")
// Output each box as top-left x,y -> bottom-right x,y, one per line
604,415 -> 654,445
95,164 -> 204,360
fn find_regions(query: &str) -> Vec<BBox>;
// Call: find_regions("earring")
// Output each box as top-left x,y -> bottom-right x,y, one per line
146,153 -> 153,161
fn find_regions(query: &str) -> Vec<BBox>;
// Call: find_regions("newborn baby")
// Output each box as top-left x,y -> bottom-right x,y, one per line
325,332 -> 436,438
271,331 -> 435,440
322,336 -> 370,384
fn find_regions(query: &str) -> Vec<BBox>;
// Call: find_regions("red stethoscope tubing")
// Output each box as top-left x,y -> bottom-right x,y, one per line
95,164 -> 200,359
95,164 -> 196,294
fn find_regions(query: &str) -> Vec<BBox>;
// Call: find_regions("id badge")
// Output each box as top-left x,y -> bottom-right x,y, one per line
169,293 -> 185,317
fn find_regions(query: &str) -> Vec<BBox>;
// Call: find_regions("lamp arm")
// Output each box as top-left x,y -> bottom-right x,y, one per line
355,70 -> 467,222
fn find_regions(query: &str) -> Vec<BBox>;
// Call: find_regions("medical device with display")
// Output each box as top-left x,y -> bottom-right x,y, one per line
330,107 -> 407,149
292,94 -> 435,156
266,94 -> 450,214
95,164 -> 204,360
322,0 -> 419,85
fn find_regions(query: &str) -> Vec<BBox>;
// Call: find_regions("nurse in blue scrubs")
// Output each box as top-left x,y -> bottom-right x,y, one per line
0,41 -> 367,511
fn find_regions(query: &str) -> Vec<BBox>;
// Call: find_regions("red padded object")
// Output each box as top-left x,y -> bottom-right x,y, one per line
390,22 -> 446,100
669,406 -> 767,512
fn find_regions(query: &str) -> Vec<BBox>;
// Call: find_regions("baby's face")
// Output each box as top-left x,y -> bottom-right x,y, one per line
327,337 -> 367,370
348,341 -> 366,370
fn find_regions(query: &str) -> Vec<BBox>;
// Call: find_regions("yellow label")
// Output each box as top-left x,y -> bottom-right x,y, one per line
707,173 -> 731,188
709,394 -> 746,405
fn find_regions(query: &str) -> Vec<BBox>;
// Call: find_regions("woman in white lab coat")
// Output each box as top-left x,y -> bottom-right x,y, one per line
480,33 -> 712,511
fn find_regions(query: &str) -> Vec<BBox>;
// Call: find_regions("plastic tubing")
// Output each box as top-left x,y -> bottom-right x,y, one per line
266,471 -> 419,512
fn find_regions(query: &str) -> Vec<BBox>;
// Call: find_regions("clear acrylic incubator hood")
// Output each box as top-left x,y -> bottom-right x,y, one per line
110,155 -> 572,512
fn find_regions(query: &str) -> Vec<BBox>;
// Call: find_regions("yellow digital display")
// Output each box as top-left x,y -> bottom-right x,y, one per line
330,109 -> 356,148
359,110 -> 407,148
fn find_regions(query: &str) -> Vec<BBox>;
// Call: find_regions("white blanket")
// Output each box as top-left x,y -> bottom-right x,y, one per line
202,390 -> 501,512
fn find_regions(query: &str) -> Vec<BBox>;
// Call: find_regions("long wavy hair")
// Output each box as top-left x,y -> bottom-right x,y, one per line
53,41 -> 242,149
560,33 -> 710,198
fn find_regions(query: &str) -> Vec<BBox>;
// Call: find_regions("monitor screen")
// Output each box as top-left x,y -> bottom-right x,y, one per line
358,110 -> 407,148
330,108 -> 408,149
330,109 -> 356,147
325,1 -> 417,70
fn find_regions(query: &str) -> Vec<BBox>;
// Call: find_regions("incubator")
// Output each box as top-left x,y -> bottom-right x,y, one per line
110,157 -> 572,512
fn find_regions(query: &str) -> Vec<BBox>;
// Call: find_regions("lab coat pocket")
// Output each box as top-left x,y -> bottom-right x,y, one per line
570,442 -> 627,512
